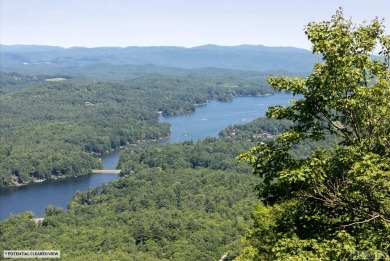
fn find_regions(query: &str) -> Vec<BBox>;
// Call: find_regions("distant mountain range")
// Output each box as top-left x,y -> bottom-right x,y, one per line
0,44 -> 319,74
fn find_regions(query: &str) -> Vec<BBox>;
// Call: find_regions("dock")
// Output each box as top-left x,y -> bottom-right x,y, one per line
91,169 -> 121,174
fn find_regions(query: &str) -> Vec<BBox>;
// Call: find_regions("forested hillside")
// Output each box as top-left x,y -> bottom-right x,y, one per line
0,116 -> 287,260
0,73 -> 272,188
0,169 -> 258,260
1,62 -> 274,82
0,71 -> 49,94
220,117 -> 338,158
0,112 -> 334,260
1,9 -> 388,261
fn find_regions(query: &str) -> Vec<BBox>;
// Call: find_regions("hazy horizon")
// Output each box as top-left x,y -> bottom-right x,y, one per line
0,43 -> 313,50
1,0 -> 389,50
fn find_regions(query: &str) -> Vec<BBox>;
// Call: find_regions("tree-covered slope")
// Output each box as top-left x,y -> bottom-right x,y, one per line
0,73 -> 272,188
0,102 -> 335,260
0,169 -> 258,261
0,109 -> 299,260
118,137 -> 253,175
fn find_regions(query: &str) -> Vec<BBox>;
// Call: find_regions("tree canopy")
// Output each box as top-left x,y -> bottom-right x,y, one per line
0,73 -> 271,188
238,9 -> 390,260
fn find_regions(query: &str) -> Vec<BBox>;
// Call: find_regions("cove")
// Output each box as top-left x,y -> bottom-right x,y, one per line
0,93 -> 295,221
159,93 -> 296,143
0,151 -> 120,221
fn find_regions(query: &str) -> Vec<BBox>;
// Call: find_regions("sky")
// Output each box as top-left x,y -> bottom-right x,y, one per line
1,0 -> 389,50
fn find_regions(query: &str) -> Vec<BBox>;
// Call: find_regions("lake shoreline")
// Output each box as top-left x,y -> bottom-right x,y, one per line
1,93 -> 295,220
4,134 -> 171,190
2,93 -> 281,190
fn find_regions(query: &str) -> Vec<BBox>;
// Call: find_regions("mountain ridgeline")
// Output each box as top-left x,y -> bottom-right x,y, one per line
0,44 -> 318,74
1,9 -> 389,260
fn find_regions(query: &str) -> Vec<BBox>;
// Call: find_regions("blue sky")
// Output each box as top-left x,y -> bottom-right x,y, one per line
1,0 -> 389,50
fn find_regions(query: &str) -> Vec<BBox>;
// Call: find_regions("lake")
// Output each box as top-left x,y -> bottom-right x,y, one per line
0,151 -> 120,220
159,93 -> 295,143
0,93 -> 295,220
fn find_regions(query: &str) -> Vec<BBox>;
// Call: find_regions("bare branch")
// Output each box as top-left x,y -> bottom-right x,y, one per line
340,215 -> 380,228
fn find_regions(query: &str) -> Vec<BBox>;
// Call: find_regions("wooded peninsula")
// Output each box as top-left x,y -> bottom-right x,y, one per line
1,10 -> 389,260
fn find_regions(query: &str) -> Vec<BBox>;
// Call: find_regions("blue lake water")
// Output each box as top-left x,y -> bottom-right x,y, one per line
0,151 -> 120,220
159,93 -> 295,143
0,93 -> 296,220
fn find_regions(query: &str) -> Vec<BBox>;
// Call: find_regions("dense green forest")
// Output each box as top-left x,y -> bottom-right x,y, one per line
0,117 -> 281,260
0,72 -> 273,188
219,117 -> 337,158
1,10 -> 388,261
117,118 -> 335,178
0,169 -> 258,260
119,138 -> 252,174
0,110 -> 333,260
0,71 -> 48,94
237,10 -> 390,260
